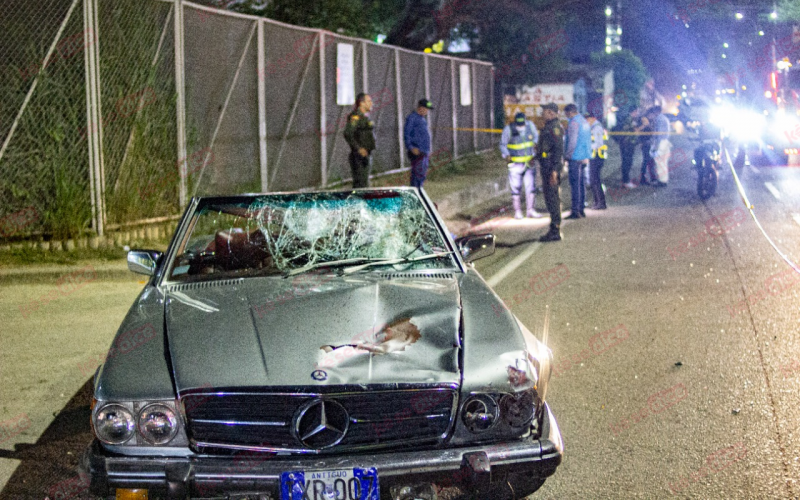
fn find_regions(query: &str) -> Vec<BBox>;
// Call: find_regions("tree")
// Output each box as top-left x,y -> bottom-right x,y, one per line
228,0 -> 403,39
778,0 -> 800,21
591,49 -> 649,118
227,0 -> 579,84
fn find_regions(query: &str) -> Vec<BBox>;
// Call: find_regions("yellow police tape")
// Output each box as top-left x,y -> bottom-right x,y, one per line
444,127 -> 680,136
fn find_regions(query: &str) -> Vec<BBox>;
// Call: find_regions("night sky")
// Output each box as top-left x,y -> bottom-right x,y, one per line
618,0 -> 791,99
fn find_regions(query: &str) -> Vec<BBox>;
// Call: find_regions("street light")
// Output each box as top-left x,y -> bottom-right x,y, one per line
770,12 -> 777,20
735,12 -> 743,20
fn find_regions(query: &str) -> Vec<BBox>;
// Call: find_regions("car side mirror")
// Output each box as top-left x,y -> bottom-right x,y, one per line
455,234 -> 495,263
127,250 -> 163,276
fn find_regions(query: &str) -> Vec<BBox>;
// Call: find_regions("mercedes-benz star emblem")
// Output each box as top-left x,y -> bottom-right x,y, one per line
311,369 -> 328,381
293,399 -> 349,449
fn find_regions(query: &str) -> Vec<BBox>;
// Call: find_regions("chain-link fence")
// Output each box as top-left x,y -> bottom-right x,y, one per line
0,0 -> 91,239
0,0 -> 493,240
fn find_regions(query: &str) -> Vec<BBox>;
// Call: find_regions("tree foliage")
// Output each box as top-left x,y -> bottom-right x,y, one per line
226,0 -> 580,84
591,49 -> 649,117
228,0 -> 403,39
777,0 -> 800,21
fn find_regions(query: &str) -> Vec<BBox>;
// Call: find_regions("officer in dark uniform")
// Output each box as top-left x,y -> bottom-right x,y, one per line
537,103 -> 564,242
344,93 -> 375,188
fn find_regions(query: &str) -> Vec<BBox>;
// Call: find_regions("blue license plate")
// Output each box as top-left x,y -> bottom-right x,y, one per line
280,467 -> 379,500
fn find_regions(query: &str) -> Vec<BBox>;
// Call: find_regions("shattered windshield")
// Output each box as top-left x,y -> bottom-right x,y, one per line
167,190 -> 456,282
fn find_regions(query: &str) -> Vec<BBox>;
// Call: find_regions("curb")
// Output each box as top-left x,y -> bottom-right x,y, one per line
0,222 -> 178,255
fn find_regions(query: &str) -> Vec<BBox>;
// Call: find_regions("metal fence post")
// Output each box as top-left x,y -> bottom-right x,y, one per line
362,41 -> 368,93
258,19 -> 268,192
174,0 -> 187,206
320,32 -> 327,187
472,63 -> 478,152
394,48 -> 404,170
450,59 -> 457,159
490,66 -> 495,134
84,0 -> 105,235
423,54 -> 431,148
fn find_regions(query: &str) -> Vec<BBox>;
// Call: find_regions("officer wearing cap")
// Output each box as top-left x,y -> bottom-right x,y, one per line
500,112 -> 541,219
537,103 -> 564,242
344,93 -> 375,188
404,99 -> 434,188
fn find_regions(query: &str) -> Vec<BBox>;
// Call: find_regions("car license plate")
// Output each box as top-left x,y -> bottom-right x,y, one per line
279,467 -> 378,500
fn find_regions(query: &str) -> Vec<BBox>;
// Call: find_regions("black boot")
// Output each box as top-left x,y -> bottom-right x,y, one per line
539,227 -> 562,242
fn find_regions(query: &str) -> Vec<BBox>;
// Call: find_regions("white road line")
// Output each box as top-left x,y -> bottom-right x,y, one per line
749,164 -> 760,175
765,181 -> 782,200
487,242 -> 542,287
793,213 -> 800,228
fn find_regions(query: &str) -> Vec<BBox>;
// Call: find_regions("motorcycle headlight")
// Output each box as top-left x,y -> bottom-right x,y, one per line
137,403 -> 179,445
94,404 -> 136,445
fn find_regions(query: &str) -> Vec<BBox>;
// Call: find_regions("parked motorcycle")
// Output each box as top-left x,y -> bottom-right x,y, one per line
692,136 -> 720,200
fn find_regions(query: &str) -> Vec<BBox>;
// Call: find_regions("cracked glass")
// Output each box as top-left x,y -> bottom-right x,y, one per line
168,190 -> 456,282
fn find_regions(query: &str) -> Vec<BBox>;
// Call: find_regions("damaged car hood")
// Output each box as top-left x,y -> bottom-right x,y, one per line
164,274 -> 461,392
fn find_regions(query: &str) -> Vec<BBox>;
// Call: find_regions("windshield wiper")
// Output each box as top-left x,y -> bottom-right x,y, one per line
284,257 -> 388,278
341,251 -> 455,274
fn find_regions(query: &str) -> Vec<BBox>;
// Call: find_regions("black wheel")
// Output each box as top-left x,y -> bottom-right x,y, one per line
697,162 -> 718,200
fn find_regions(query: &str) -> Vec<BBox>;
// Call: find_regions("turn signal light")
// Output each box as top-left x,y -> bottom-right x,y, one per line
116,489 -> 148,500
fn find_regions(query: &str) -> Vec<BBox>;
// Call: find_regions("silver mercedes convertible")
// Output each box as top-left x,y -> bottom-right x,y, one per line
81,187 -> 562,500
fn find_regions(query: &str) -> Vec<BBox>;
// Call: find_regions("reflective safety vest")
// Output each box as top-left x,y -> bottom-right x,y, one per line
591,124 -> 608,159
506,124 -> 536,163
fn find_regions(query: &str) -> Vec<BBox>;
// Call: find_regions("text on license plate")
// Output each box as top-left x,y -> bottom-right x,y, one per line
280,467 -> 379,500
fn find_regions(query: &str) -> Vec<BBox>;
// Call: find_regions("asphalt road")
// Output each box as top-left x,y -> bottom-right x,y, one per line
468,136 -> 800,499
0,135 -> 799,499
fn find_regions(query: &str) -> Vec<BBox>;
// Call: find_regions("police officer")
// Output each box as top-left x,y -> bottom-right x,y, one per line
500,112 -> 541,219
537,103 -> 564,242
586,112 -> 608,209
344,93 -> 375,188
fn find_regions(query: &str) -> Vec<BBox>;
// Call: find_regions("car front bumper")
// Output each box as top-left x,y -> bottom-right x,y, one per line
81,404 -> 562,499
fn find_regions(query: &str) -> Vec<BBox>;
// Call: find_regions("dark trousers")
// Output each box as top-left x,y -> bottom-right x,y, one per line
349,151 -> 371,188
541,162 -> 561,231
567,160 -> 586,214
589,157 -> 606,208
640,142 -> 654,181
620,143 -> 635,184
409,152 -> 430,188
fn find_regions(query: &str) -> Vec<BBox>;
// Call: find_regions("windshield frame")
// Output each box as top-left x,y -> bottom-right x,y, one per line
157,188 -> 466,286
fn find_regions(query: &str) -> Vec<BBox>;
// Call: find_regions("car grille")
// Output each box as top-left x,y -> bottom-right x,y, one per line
182,388 -> 457,453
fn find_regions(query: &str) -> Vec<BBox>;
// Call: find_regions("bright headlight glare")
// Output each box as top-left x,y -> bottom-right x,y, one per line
711,106 -> 766,141
94,404 -> 136,445
137,403 -> 179,445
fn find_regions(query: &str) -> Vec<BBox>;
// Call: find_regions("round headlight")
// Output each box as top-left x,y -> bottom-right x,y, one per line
461,395 -> 499,433
500,391 -> 535,427
94,404 -> 136,444
137,404 -> 179,445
